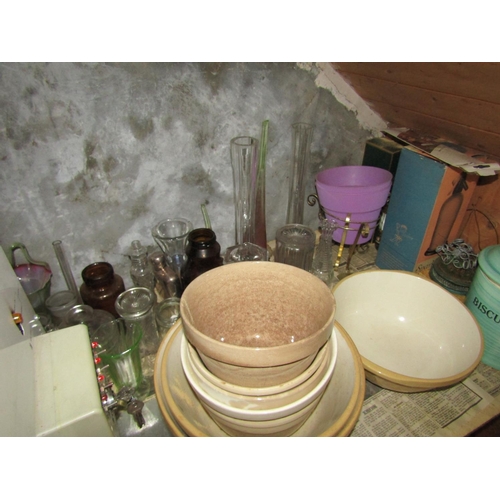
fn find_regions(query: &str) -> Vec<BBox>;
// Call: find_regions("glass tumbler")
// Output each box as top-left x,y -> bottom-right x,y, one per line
152,218 -> 193,277
92,319 -> 144,393
115,287 -> 160,358
275,224 -> 316,271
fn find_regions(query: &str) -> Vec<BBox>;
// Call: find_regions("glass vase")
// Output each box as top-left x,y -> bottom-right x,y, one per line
225,136 -> 268,263
286,123 -> 314,225
254,120 -> 269,250
311,218 -> 336,288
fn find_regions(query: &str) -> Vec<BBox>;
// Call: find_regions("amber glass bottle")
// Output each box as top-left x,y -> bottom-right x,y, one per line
80,262 -> 125,318
181,228 -> 223,291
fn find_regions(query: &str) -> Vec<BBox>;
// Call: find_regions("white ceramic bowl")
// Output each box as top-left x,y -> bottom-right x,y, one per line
181,333 -> 336,411
332,270 -> 484,392
182,330 -> 337,436
199,397 -> 322,437
180,261 -> 336,387
154,321 -> 365,437
185,335 -> 329,397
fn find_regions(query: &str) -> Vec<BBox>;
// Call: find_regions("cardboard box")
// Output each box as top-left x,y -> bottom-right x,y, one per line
375,147 -> 478,272
362,136 -> 403,176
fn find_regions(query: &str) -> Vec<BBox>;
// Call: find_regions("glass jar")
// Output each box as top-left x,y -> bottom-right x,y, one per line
60,304 -> 115,336
80,262 -> 125,318
181,228 -> 223,290
45,290 -> 79,328
155,297 -> 181,337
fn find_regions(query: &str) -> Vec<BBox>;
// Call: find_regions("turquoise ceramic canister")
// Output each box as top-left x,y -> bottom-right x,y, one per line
465,244 -> 500,369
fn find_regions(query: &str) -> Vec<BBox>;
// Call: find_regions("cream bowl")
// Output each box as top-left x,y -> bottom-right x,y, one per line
180,261 -> 336,387
154,321 -> 366,437
185,335 -> 329,397
182,328 -> 337,431
199,397 -> 322,437
332,270 -> 484,392
182,333 -> 336,411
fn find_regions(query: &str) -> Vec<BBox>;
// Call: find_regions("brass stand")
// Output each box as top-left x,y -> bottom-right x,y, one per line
308,194 -> 377,276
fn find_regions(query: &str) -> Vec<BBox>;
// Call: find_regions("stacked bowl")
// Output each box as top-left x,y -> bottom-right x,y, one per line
178,261 -> 337,436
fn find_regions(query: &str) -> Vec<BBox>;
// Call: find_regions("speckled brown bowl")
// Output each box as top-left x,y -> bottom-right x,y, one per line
180,261 -> 336,387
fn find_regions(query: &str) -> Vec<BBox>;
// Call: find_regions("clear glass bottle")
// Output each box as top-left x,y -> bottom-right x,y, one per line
129,240 -> 156,292
181,228 -> 223,290
80,262 -> 125,318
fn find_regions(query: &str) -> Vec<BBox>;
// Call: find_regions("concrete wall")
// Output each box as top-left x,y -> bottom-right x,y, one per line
0,62 -> 382,292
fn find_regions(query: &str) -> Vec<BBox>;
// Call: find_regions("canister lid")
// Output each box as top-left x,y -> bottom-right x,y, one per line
115,287 -> 155,318
478,244 -> 500,285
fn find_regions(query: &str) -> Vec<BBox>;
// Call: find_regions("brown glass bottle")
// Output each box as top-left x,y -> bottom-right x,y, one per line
80,262 -> 125,318
181,228 -> 223,291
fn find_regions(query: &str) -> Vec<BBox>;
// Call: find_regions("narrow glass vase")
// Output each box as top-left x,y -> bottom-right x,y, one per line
225,136 -> 268,263
286,123 -> 314,225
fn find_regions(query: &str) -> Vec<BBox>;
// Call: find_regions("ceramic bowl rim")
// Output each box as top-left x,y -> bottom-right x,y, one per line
181,327 -> 338,421
185,335 -> 330,396
332,269 -> 485,390
182,334 -> 333,410
180,261 -> 336,367
153,320 -> 365,437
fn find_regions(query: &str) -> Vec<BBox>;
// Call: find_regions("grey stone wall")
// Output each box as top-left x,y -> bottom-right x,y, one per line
0,62 -> 373,292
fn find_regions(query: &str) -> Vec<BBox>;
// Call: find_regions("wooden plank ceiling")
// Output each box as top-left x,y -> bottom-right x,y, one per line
331,62 -> 500,161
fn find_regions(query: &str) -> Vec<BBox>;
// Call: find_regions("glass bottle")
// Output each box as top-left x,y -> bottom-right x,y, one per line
181,228 -> 223,290
128,240 -> 156,292
80,262 -> 125,318
286,123 -> 314,225
148,250 -> 182,300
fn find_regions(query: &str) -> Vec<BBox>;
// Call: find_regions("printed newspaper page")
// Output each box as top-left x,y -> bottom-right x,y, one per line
351,362 -> 500,437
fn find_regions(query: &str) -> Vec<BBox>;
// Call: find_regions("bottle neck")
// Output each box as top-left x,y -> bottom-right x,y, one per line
188,228 -> 217,248
82,262 -> 115,286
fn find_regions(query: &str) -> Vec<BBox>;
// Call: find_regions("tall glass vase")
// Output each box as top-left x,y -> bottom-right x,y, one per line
286,123 -> 314,225
225,136 -> 268,263
254,120 -> 269,250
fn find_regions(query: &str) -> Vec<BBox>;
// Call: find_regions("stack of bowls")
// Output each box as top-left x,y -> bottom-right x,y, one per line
179,261 -> 337,436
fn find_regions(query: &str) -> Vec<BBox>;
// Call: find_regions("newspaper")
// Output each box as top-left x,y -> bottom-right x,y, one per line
384,128 -> 500,176
351,362 -> 500,437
